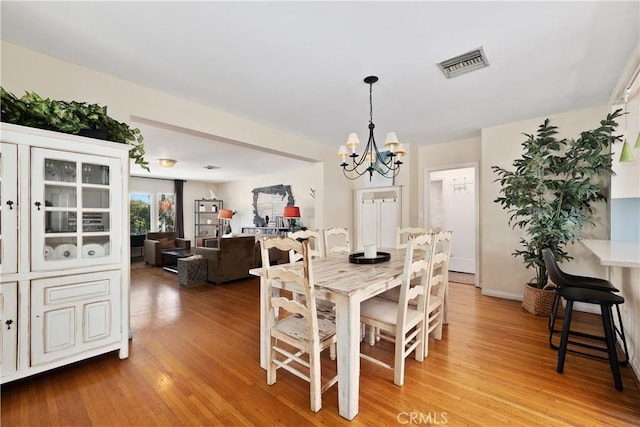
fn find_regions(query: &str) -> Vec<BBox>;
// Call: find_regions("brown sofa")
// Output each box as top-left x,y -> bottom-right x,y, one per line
144,232 -> 191,267
194,235 -> 257,284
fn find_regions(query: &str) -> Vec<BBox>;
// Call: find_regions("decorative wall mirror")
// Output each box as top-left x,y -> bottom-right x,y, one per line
252,185 -> 294,227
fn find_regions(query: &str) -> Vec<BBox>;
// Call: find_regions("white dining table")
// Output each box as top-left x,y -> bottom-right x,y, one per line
249,247 -> 448,420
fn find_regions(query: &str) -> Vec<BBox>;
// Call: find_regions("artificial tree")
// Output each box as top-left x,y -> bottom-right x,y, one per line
492,109 -> 623,288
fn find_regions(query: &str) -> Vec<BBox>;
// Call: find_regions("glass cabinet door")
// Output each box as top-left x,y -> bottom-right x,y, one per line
0,143 -> 18,275
31,148 -> 122,270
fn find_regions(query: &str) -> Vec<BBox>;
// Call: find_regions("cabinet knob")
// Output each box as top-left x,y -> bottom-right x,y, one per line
6,200 -> 14,210
5,319 -> 13,330
34,201 -> 42,210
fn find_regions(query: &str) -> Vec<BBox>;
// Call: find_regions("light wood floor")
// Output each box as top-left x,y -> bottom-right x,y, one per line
2,260 -> 640,426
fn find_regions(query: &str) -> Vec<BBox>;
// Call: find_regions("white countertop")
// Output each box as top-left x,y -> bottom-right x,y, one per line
580,239 -> 640,268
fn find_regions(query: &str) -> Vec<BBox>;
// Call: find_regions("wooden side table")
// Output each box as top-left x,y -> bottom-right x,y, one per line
177,256 -> 208,287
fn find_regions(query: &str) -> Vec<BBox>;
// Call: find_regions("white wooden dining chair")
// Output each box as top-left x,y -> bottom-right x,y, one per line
287,229 -> 330,302
376,230 -> 452,354
359,233 -> 434,386
371,230 -> 433,343
423,230 -> 452,356
288,229 -> 337,358
259,236 -> 338,412
396,226 -> 429,249
287,229 -> 325,262
323,227 -> 351,257
321,227 -> 363,340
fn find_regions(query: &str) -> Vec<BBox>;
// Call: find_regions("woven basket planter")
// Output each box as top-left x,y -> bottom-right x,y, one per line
522,283 -> 564,318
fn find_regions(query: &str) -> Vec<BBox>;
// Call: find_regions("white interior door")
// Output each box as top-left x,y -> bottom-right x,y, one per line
428,167 -> 477,275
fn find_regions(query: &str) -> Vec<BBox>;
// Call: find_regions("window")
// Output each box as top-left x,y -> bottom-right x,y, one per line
158,192 -> 175,232
130,192 -> 151,235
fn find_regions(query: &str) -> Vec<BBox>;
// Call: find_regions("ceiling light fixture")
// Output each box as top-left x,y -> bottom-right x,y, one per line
157,158 -> 177,168
619,89 -> 634,163
337,76 -> 405,181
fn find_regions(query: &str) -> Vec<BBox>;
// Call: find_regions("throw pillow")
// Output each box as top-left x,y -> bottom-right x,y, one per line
160,238 -> 176,249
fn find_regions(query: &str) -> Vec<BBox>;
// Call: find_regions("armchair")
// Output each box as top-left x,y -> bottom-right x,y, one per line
144,232 -> 191,267
194,235 -> 256,284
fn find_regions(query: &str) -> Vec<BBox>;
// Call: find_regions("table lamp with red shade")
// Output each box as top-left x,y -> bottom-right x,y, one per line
283,206 -> 300,231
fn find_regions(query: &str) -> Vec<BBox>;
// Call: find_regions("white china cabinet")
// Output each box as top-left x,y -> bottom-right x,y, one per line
0,123 -> 130,383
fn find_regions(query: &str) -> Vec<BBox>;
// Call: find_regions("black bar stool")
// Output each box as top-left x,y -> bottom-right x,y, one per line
541,249 -> 628,365
555,286 -> 625,391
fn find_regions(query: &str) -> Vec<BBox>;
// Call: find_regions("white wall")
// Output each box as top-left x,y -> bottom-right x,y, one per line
215,163 -> 323,234
481,105 -> 610,299
1,41 -> 353,240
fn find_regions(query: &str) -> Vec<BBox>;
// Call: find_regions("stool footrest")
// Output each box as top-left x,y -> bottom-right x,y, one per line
549,326 -> 629,365
563,344 -> 625,365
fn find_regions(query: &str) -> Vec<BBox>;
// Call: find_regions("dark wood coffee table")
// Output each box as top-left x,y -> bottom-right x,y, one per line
162,248 -> 192,273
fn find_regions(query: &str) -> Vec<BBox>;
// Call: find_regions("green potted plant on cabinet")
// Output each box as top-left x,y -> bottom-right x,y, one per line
492,109 -> 622,315
0,87 -> 148,170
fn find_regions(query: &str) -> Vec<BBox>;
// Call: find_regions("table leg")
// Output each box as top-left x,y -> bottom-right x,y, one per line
335,294 -> 360,420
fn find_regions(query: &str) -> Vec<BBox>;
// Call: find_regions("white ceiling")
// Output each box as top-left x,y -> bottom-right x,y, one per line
128,118 -> 315,181
2,1 -> 638,182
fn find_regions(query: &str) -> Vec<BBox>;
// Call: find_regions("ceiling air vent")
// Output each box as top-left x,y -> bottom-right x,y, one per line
203,165 -> 220,170
438,47 -> 489,79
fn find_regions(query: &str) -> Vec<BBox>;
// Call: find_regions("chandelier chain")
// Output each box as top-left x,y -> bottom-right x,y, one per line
369,82 -> 374,125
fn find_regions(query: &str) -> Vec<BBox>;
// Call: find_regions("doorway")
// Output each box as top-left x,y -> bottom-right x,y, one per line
425,164 -> 479,286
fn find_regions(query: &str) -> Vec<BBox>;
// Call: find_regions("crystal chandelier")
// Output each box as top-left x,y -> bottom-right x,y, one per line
337,76 -> 405,180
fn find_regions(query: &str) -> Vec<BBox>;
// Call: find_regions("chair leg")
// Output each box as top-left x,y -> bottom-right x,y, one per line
433,309 -> 444,340
556,300 -> 573,374
415,323 -> 425,362
424,333 -> 430,358
393,332 -> 406,387
367,325 -> 376,346
267,338 -> 277,386
548,293 -> 561,349
548,292 -> 559,330
309,344 -> 322,412
614,305 -> 629,366
602,305 -> 623,391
